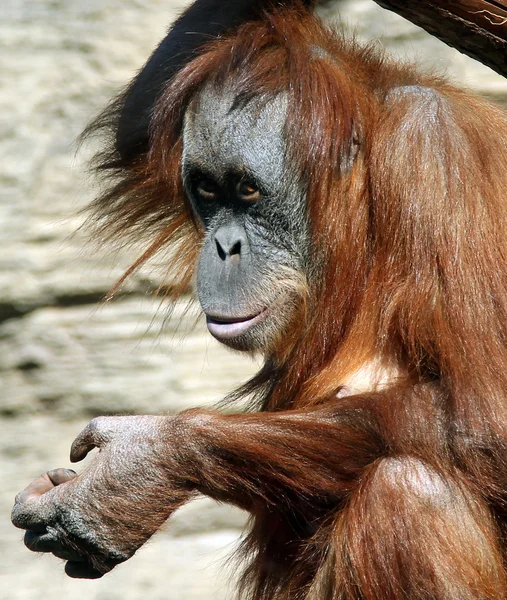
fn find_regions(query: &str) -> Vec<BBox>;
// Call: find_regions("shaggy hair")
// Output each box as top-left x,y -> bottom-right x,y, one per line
83,6 -> 507,598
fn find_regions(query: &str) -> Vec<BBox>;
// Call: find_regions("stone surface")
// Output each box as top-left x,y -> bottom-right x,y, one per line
1,1 -> 506,599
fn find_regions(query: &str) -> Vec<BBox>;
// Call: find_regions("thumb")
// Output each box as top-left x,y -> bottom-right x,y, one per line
70,417 -> 113,463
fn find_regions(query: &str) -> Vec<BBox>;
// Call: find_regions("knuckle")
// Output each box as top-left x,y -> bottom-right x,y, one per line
87,416 -> 109,439
12,484 -> 57,530
93,415 -> 113,427
12,497 -> 31,517
12,500 -> 40,530
11,503 -> 24,527
86,418 -> 100,436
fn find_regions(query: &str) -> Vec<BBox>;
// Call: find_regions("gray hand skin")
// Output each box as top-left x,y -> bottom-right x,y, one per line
11,415 -> 192,579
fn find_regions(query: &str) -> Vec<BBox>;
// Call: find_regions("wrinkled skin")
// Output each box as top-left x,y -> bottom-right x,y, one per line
12,416 -> 191,578
182,87 -> 309,352
11,38 -> 311,584
15,0 -> 507,595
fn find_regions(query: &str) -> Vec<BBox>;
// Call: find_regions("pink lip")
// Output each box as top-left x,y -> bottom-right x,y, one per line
206,309 -> 267,340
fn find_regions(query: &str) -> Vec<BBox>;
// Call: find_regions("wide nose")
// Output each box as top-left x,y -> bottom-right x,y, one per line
214,223 -> 248,262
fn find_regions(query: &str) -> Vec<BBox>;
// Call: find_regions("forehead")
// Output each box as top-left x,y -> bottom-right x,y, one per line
182,85 -> 288,183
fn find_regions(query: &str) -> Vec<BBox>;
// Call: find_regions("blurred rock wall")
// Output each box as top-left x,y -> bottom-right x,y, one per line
1,1 -> 506,599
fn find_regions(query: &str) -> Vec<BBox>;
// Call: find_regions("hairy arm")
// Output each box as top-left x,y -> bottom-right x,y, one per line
12,404 -> 383,578
172,406 -> 382,509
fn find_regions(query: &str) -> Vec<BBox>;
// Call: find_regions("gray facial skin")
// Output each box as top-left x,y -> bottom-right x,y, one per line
182,85 -> 309,351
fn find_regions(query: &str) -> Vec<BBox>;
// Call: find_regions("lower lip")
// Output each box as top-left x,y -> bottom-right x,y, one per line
206,310 -> 267,340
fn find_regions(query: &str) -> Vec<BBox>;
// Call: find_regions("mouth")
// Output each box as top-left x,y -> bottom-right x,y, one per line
205,308 -> 268,341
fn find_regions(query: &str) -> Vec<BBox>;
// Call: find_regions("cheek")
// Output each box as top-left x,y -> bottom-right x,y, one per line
252,197 -> 310,263
195,229 -> 307,351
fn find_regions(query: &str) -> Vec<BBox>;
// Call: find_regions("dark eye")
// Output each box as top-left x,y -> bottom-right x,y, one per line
237,180 -> 260,203
195,178 -> 219,202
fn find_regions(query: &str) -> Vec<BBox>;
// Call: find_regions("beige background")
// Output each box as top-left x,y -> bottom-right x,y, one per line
1,1 -> 506,598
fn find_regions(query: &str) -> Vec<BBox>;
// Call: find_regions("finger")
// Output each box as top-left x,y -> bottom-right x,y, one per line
65,561 -> 106,579
12,495 -> 54,532
47,468 -> 77,486
24,530 -> 83,562
12,508 -> 47,532
14,473 -> 55,504
12,471 -> 74,531
70,418 -> 109,463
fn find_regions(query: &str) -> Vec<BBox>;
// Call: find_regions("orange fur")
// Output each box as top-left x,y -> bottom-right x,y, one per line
84,6 -> 507,598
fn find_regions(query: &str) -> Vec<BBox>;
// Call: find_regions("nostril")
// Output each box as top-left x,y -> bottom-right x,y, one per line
216,239 -> 226,261
214,223 -> 247,261
215,238 -> 242,261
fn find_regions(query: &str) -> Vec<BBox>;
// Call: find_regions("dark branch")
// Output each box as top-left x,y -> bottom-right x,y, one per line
373,0 -> 507,77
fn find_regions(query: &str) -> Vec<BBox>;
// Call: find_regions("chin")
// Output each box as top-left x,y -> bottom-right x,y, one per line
211,331 -> 262,352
